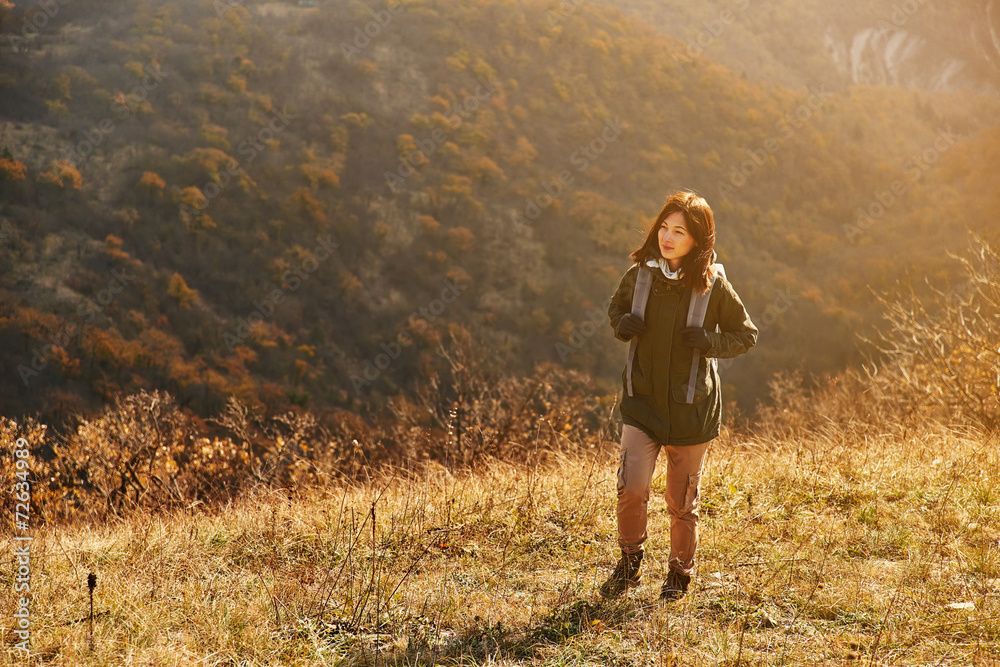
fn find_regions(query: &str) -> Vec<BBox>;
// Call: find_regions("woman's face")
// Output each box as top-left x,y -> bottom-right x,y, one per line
657,211 -> 697,270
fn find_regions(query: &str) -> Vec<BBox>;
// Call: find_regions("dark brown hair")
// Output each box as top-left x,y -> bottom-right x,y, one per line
630,191 -> 716,294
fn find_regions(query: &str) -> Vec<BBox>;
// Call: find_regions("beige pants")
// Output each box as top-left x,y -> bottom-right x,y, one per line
616,424 -> 711,577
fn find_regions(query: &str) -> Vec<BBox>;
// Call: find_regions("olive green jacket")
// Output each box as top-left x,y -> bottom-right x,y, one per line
608,263 -> 757,446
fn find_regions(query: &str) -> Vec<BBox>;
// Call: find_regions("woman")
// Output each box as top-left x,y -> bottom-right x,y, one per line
602,191 -> 757,600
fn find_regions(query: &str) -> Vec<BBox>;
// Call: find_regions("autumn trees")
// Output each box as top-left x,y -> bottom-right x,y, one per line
0,0 -> 997,429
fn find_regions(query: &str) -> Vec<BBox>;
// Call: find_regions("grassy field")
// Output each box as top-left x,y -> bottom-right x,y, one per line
5,416 -> 1000,666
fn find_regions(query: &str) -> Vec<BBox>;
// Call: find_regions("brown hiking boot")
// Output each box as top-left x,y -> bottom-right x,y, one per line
659,569 -> 691,601
600,550 -> 643,598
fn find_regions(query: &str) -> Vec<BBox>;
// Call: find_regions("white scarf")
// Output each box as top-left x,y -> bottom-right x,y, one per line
646,258 -> 683,280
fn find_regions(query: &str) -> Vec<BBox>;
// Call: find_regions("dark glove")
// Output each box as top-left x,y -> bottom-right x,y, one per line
680,326 -> 712,352
616,313 -> 647,340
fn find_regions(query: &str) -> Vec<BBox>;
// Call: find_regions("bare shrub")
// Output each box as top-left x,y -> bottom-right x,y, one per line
1,331 -> 613,525
386,328 -> 612,469
0,416 -> 53,524
865,235 -> 1000,433
753,236 -> 999,440
45,390 -> 246,520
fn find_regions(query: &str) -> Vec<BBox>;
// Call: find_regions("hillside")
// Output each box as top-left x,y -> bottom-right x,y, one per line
0,0 -> 998,430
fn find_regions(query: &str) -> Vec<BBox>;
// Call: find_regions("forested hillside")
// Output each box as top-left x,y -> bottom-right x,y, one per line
0,0 -> 998,429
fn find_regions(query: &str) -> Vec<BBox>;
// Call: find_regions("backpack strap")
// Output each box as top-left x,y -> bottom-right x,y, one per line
684,264 -> 724,404
625,265 -> 652,397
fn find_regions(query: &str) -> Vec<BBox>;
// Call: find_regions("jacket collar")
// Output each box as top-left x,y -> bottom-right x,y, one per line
645,258 -> 682,280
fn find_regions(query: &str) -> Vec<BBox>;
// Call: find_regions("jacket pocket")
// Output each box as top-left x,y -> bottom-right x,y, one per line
627,338 -> 654,395
671,354 -> 714,405
669,358 -> 716,441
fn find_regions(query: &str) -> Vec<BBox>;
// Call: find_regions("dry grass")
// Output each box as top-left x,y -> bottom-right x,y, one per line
5,418 -> 1000,666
